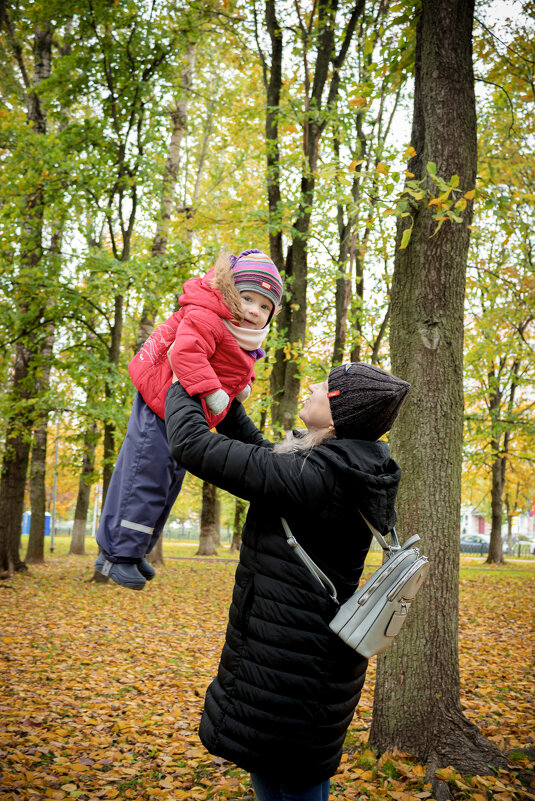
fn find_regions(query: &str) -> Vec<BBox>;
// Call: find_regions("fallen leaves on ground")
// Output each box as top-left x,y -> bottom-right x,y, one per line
0,555 -> 533,800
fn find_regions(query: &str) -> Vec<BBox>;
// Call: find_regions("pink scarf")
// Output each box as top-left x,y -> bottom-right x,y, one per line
222,319 -> 268,351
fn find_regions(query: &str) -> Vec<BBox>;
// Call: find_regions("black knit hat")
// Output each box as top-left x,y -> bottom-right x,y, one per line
327,362 -> 410,440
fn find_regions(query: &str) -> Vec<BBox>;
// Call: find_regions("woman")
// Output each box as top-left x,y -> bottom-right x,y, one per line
165,362 -> 410,801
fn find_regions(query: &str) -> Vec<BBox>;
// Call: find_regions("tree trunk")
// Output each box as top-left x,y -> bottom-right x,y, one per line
70,511 -> 89,557
214,499 -> 221,547
101,294 -> 124,504
135,43 -> 196,350
486,362 -> 518,565
487,451 -> 506,565
0,21 -> 52,575
230,498 -> 246,552
349,250 -> 364,363
0,364 -> 32,575
90,293 -> 125,584
147,535 -> 164,566
370,0 -> 508,781
26,325 -> 55,564
332,136 -> 352,366
263,0 -> 287,426
264,0 -> 284,273
266,0 -> 364,430
25,422 -> 48,564
197,481 -> 217,556
69,421 -> 98,556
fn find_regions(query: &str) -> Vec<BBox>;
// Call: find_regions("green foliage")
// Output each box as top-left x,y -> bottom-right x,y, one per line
1,0 -> 534,533
462,7 -> 535,515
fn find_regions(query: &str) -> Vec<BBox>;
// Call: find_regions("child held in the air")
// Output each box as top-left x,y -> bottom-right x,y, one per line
95,249 -> 283,589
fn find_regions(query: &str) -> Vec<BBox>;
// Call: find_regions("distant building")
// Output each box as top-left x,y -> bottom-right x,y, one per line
461,504 -> 534,542
460,506 -> 487,537
503,510 -> 534,539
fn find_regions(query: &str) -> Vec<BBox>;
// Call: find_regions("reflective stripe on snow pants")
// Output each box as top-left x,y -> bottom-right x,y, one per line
96,392 -> 186,561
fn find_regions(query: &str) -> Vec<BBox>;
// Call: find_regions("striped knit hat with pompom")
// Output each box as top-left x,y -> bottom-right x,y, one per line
231,249 -> 283,320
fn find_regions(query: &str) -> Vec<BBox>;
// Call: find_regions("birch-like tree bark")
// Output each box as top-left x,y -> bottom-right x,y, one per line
260,0 -> 365,429
136,42 -> 196,351
138,44 -> 196,567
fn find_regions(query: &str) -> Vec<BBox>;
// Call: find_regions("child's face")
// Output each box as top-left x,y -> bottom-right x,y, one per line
239,290 -> 273,329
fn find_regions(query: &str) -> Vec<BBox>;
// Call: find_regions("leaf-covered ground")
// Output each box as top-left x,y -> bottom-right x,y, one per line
1,548 -> 534,801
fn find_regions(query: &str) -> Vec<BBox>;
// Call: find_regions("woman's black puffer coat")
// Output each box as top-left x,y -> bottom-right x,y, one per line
165,383 -> 402,789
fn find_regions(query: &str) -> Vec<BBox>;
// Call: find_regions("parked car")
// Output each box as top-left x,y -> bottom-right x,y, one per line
504,536 -> 535,557
460,533 -> 490,555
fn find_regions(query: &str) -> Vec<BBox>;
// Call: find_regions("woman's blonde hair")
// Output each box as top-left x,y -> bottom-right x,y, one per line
274,426 -> 335,454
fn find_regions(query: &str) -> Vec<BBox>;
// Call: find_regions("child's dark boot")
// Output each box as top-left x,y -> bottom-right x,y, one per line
95,552 -> 146,590
137,557 -> 156,581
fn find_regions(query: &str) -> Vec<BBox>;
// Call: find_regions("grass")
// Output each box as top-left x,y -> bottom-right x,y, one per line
20,534 -> 535,576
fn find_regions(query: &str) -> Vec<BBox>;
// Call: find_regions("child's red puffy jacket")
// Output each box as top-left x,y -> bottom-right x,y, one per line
128,266 -> 258,428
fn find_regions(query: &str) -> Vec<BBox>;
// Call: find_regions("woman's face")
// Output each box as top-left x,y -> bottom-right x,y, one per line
299,380 -> 334,431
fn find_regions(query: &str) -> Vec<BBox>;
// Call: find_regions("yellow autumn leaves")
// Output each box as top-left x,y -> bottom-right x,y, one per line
1,553 -> 533,800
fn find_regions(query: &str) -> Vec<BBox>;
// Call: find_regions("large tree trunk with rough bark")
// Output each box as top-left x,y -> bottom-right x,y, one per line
196,481 -> 217,556
369,0 -> 510,786
0,21 -> 52,575
0,353 -> 32,574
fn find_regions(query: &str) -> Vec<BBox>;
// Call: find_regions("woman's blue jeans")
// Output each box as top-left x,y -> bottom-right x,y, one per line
250,773 -> 330,801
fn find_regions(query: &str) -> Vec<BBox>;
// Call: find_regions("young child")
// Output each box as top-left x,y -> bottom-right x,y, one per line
95,249 -> 283,589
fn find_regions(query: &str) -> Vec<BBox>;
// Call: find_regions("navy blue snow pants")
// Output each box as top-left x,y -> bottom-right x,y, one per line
96,393 -> 186,562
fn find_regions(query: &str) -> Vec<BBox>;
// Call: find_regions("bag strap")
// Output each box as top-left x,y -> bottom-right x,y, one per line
358,510 -> 400,553
359,511 -> 421,552
281,517 -> 338,603
281,511 -> 419,603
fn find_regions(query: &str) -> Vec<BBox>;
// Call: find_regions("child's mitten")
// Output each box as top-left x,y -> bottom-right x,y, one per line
205,389 -> 230,414
235,385 -> 251,403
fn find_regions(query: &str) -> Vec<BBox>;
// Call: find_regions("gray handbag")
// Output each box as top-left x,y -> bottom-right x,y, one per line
281,513 -> 429,659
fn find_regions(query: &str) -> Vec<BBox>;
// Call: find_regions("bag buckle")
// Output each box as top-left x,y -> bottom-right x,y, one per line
287,535 -> 298,549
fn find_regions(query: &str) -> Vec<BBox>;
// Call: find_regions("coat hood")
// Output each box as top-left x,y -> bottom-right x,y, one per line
313,436 -> 400,534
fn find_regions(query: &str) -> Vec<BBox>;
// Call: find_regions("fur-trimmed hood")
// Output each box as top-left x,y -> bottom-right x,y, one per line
210,252 -> 244,322
179,252 -> 244,324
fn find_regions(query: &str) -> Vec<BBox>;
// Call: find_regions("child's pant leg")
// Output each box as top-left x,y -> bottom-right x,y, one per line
143,461 -> 186,555
96,393 -> 186,562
